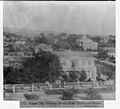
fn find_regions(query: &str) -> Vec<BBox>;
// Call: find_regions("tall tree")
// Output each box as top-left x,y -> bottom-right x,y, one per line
79,70 -> 87,81
20,50 -> 62,84
4,67 -> 19,84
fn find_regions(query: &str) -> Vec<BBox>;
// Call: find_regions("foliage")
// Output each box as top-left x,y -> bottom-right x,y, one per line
18,50 -> 62,84
85,78 -> 91,82
3,66 -> 19,84
105,71 -> 115,80
45,86 -> 114,96
90,36 -> 101,43
24,93 -> 39,100
61,91 -> 74,100
79,70 -> 87,81
95,60 -> 115,81
61,88 -> 76,100
86,88 -> 102,100
97,49 -> 109,60
45,88 -> 76,100
69,71 -> 78,82
6,44 -> 15,52
4,50 -> 62,84
68,70 -> 87,82
108,56 -> 115,63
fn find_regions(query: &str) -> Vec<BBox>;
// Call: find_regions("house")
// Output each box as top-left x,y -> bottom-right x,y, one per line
54,51 -> 97,81
8,52 -> 25,57
35,43 -> 53,53
3,51 -> 33,68
3,56 -> 23,68
76,36 -> 98,50
15,40 -> 26,45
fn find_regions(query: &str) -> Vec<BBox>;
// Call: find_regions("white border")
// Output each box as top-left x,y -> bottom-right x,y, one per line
0,1 -> 120,109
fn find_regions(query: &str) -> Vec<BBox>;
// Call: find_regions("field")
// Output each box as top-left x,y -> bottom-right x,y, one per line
4,84 -> 115,101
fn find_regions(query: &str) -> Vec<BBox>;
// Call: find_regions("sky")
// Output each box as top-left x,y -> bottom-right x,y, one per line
3,1 -> 115,35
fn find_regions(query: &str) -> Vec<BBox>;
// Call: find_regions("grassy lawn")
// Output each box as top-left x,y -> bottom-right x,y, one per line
4,85 -> 115,101
45,86 -> 115,95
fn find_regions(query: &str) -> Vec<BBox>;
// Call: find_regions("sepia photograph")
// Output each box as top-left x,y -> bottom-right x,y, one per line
3,1 -> 115,107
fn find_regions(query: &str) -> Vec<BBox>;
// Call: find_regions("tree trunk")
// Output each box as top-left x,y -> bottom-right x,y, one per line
12,84 -> 15,93
49,84 -> 52,90
63,81 -> 65,88
32,83 -> 34,92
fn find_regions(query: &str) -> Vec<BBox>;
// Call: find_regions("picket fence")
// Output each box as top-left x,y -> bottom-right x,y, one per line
4,81 -> 114,93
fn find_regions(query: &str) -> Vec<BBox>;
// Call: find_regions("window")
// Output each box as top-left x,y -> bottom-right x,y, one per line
82,61 -> 85,66
61,60 -> 66,66
88,61 -> 91,66
71,60 -> 78,68
87,71 -> 90,77
92,71 -> 94,78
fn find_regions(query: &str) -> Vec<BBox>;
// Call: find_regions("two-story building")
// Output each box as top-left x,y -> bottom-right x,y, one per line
3,56 -> 24,68
76,36 -> 98,50
54,51 -> 97,81
35,43 -> 53,53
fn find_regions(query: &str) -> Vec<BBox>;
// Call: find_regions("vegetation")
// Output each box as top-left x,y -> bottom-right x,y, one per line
68,70 -> 87,82
4,66 -> 19,84
97,48 -> 109,60
61,90 -> 74,100
90,36 -> 101,44
95,61 -> 115,80
24,93 -> 39,100
3,31 -> 115,84
86,88 -> 102,100
4,50 -> 62,84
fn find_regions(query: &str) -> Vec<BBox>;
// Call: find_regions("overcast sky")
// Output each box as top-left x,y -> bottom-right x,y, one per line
4,1 -> 115,35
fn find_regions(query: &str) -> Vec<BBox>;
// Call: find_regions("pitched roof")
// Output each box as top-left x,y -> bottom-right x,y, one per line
53,51 -> 94,59
35,43 -> 52,50
3,56 -> 24,63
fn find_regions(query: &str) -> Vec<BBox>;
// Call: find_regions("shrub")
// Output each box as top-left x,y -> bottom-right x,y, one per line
61,87 -> 76,100
24,93 -> 39,100
86,88 -> 102,100
61,90 -> 74,100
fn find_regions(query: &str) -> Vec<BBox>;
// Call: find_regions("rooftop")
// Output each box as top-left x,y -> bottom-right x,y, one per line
53,51 -> 94,59
35,43 -> 52,50
76,36 -> 93,43
3,56 -> 24,63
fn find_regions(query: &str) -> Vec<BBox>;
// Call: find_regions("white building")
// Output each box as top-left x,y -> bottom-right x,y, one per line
35,43 -> 53,53
76,36 -> 98,50
54,51 -> 97,81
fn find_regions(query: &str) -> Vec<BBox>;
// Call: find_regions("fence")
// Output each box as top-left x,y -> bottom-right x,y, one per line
4,81 -> 114,93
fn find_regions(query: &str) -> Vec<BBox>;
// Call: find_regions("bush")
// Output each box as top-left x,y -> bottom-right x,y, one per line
61,87 -> 76,100
61,90 -> 74,100
86,88 -> 102,100
24,93 -> 39,100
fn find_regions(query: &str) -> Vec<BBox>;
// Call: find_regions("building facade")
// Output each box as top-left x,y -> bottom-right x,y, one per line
35,43 -> 53,53
76,36 -> 98,50
54,51 -> 97,81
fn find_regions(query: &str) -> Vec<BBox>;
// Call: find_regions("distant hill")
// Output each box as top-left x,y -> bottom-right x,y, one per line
4,27 -> 114,39
3,27 -> 61,38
